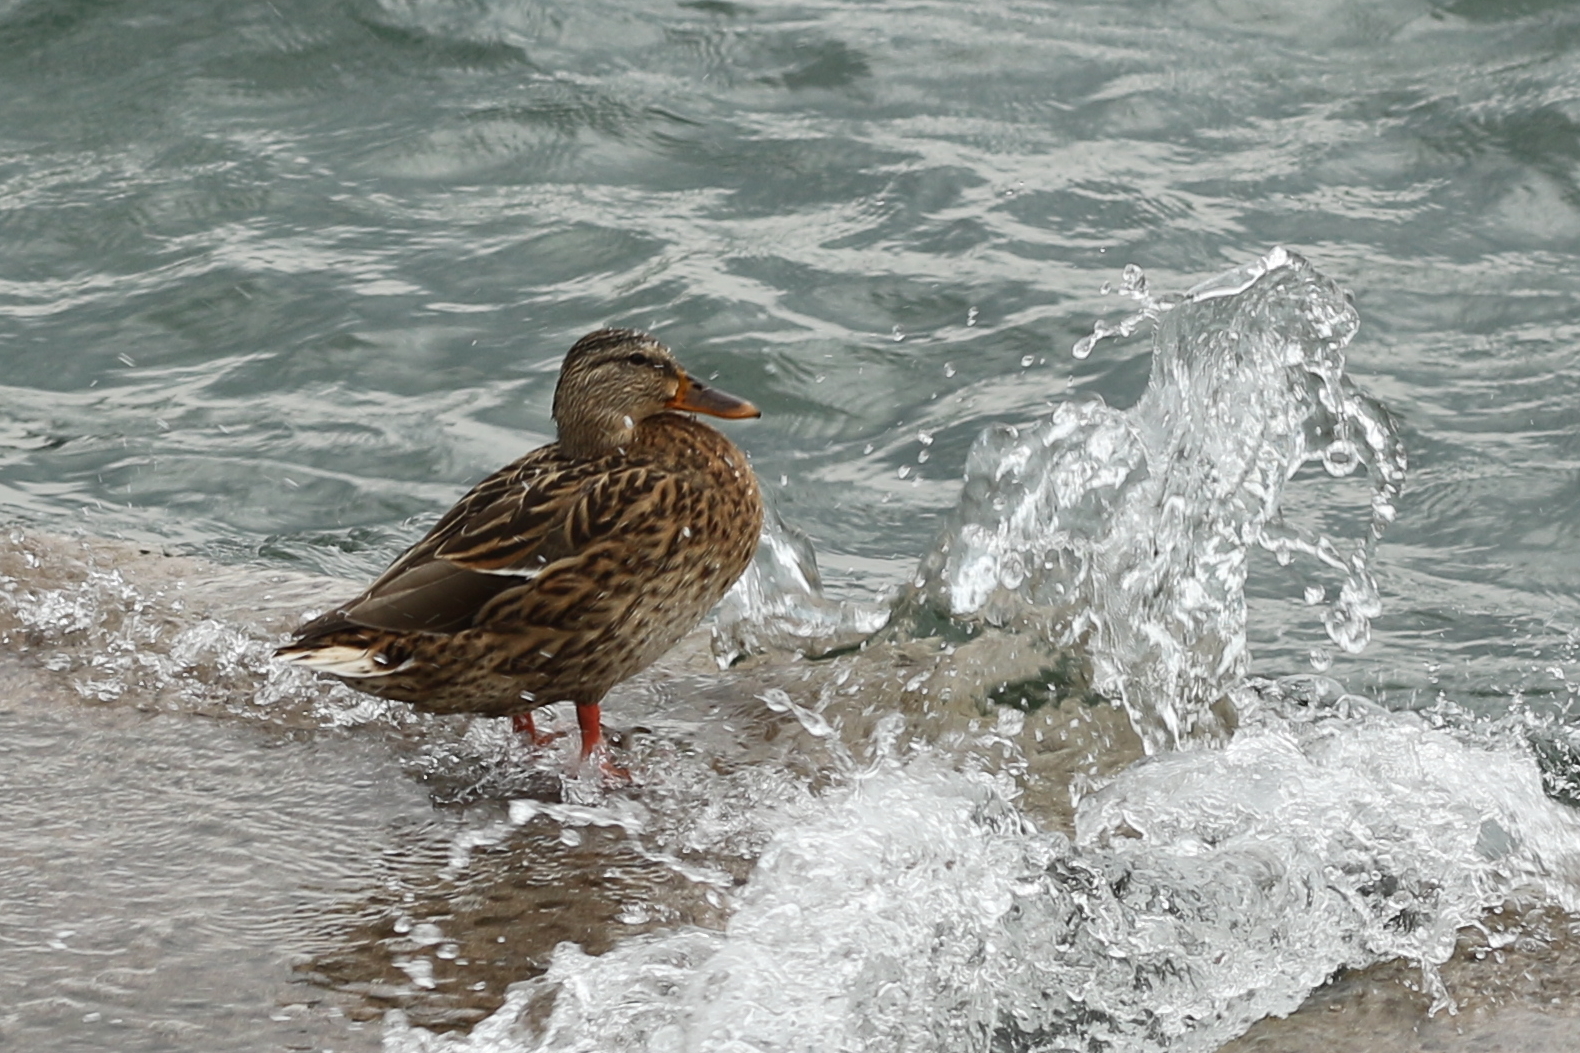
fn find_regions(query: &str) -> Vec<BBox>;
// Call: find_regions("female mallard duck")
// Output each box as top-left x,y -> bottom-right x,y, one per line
276,328 -> 763,774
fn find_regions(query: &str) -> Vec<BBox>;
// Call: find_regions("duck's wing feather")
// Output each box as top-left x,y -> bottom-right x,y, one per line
294,452 -> 665,638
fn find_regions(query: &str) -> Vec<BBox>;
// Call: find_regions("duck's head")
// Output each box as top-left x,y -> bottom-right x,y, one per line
552,328 -> 760,457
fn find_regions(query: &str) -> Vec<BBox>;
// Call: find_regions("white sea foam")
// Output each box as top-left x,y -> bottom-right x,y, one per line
384,681 -> 1580,1053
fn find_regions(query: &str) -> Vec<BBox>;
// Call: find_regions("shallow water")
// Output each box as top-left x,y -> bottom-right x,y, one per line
5,0 -> 1580,1050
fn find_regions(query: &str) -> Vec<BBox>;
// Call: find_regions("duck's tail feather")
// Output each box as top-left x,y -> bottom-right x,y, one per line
274,640 -> 413,677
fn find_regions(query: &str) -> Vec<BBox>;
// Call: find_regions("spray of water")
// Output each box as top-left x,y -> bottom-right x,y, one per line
905,247 -> 1406,750
0,530 -> 390,726
721,249 -> 1405,751
382,685 -> 1580,1053
711,507 -> 891,668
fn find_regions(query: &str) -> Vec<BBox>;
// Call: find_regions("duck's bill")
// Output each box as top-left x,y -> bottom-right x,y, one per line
667,375 -> 761,419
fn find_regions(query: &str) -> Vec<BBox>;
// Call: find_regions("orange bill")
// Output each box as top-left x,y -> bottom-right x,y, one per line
666,373 -> 761,419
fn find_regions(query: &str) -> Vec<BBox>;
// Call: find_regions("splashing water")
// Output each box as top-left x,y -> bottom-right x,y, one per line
0,530 -> 395,726
712,507 -> 892,667
911,248 -> 1406,751
383,686 -> 1580,1053
1070,262 -> 1158,361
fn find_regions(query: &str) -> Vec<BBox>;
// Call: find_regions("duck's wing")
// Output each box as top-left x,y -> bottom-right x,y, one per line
292,452 -> 666,638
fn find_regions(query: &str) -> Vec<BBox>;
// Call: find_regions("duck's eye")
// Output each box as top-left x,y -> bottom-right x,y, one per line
626,353 -> 651,367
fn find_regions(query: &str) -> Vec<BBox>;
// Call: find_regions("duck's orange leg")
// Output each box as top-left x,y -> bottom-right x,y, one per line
512,711 -> 558,747
576,702 -> 630,782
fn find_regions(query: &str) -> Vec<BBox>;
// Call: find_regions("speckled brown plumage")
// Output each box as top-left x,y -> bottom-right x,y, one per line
276,329 -> 763,770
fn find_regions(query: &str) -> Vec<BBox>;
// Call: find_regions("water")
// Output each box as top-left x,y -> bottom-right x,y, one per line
5,0 -> 1580,1050
908,248 -> 1406,751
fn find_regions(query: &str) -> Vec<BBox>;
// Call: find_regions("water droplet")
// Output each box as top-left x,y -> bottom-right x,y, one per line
1304,585 -> 1325,606
966,307 -> 979,327
1120,263 -> 1149,298
892,325 -> 906,342
1309,648 -> 1334,672
410,922 -> 444,946
897,465 -> 912,479
617,904 -> 652,925
999,551 -> 1026,590
395,957 -> 436,989
1321,439 -> 1359,477
1020,355 -> 1035,368
943,362 -> 957,377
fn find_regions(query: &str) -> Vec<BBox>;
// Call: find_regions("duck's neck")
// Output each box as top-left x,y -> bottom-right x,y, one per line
554,407 -> 652,460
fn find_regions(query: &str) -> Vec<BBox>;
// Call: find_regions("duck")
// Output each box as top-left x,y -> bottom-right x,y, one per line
276,328 -> 764,776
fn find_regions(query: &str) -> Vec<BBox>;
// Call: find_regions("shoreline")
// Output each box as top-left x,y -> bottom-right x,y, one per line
3,527 -> 1578,1051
